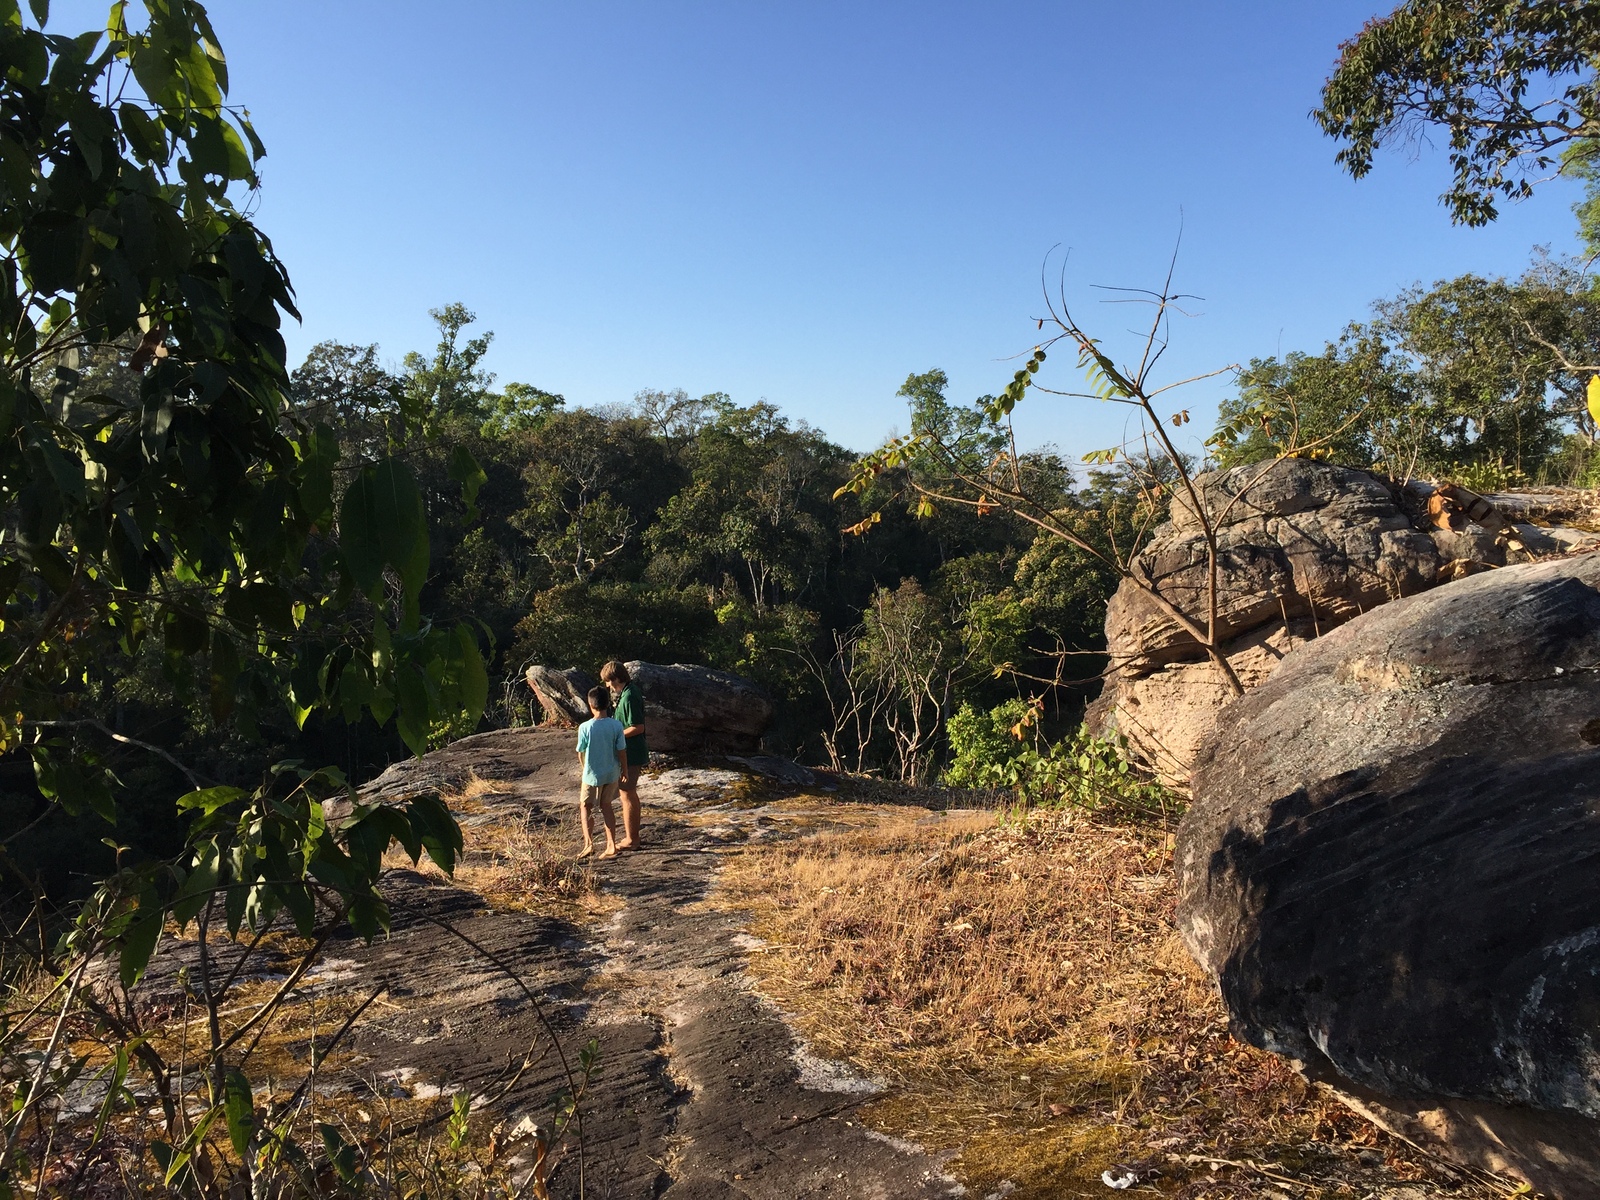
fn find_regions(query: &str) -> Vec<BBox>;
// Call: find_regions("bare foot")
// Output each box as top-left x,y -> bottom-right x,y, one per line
615,839 -> 636,851
599,847 -> 618,859
577,845 -> 594,859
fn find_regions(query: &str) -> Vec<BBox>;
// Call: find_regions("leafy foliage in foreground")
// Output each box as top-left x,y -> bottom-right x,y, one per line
0,0 -> 493,1188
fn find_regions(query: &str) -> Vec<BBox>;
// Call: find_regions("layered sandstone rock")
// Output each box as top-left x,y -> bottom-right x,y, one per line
1086,460 -> 1600,785
1086,460 -> 1442,782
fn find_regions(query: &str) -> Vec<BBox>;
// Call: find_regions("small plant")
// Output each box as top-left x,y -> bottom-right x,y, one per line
1450,457 -> 1531,494
945,700 -> 1177,820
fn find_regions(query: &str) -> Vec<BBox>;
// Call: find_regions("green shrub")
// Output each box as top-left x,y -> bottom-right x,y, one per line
945,700 -> 1177,820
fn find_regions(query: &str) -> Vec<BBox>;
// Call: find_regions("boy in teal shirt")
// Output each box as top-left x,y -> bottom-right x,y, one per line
575,686 -> 627,859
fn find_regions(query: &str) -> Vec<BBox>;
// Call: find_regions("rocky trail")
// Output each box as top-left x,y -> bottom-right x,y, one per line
226,727 -> 965,1199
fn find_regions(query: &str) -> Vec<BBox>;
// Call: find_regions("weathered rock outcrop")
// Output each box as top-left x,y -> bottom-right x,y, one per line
1086,459 -> 1600,784
1087,460 -> 1443,781
524,661 -> 774,754
1176,554 -> 1600,1197
525,665 -> 599,726
623,661 -> 773,754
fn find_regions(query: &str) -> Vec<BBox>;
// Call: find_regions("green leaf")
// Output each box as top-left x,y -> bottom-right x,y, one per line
209,631 -> 239,723
119,905 -> 162,988
223,1068 -> 255,1159
407,790 -> 463,875
339,458 -> 428,629
170,842 -> 219,926
448,444 -> 487,522
89,1045 -> 131,1149
320,1122 -> 358,1184
117,102 -> 165,161
297,424 -> 338,527
178,785 -> 246,814
452,623 -> 487,730
394,663 -> 433,756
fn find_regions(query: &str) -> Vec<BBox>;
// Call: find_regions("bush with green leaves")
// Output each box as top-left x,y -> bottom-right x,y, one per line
945,700 -> 1177,820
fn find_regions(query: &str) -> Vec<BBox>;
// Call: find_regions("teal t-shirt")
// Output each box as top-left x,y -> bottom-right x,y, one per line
576,716 -> 627,785
614,684 -> 648,765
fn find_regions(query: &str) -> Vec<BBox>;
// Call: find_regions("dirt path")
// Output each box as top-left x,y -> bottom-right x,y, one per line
336,726 -> 963,1199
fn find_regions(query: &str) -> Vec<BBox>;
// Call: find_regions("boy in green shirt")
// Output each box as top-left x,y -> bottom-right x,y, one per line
601,661 -> 647,849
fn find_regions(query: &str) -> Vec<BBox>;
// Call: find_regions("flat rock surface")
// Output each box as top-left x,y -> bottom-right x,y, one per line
169,728 -> 960,1199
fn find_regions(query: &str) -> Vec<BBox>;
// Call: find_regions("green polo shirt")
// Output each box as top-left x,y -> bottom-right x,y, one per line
614,684 -> 648,765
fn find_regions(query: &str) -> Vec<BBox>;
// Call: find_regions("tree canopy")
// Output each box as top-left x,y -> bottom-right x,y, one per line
1316,0 -> 1600,226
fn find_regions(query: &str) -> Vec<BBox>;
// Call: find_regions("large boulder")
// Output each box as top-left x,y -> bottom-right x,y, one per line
1176,554 -> 1600,1197
1087,459 -> 1444,782
525,661 -> 774,754
623,661 -> 773,754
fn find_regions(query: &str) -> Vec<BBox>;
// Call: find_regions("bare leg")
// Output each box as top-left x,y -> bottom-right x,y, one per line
598,786 -> 620,859
577,792 -> 594,858
617,761 -> 642,849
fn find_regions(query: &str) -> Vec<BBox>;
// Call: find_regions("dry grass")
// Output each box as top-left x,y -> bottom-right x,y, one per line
719,808 -> 1516,1200
387,773 -> 605,917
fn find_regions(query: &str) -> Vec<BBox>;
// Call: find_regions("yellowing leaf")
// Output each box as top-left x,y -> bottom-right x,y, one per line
842,511 -> 882,537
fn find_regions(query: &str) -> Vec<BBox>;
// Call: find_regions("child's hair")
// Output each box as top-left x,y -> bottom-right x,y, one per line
586,686 -> 613,714
599,660 -> 630,687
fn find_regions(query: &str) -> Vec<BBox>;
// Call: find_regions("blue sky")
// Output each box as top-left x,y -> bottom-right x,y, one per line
112,2 -> 1592,455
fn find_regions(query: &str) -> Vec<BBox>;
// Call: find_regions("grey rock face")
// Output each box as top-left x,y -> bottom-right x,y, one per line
1177,554 -> 1600,1196
527,661 -> 773,752
623,661 -> 773,754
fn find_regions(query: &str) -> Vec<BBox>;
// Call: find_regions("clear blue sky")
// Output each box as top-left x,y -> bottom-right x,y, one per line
112,2 -> 1594,456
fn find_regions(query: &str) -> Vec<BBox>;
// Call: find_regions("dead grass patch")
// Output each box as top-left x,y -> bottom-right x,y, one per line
384,773 -> 608,918
719,807 -> 1512,1199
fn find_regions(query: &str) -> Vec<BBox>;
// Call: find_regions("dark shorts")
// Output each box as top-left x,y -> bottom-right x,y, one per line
625,736 -> 648,767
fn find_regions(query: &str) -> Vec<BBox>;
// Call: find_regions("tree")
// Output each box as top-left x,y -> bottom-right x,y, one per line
646,401 -> 838,614
481,379 -> 565,435
898,368 -> 1008,473
291,339 -> 400,463
0,0 -> 485,1176
1316,0 -> 1600,226
1211,257 -> 1600,482
515,409 -> 640,581
401,302 -> 496,427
